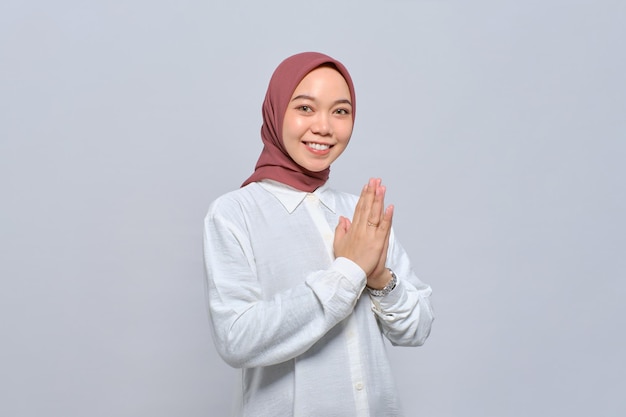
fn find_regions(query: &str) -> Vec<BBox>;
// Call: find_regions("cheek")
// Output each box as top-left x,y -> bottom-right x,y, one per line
284,117 -> 307,137
294,118 -> 309,131
338,122 -> 354,142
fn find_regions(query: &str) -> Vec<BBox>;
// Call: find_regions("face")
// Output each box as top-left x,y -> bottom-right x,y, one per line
282,66 -> 354,172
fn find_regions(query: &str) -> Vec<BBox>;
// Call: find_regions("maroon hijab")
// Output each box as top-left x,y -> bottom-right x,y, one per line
241,52 -> 356,192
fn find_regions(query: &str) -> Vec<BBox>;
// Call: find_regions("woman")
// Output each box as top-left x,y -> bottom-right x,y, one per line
203,52 -> 434,417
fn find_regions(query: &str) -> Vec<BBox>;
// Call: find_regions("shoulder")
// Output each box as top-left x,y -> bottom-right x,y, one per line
206,183 -> 267,219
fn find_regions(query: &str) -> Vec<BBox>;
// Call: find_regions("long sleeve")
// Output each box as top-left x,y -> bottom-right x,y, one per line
203,197 -> 366,369
369,229 -> 434,346
203,182 -> 433,416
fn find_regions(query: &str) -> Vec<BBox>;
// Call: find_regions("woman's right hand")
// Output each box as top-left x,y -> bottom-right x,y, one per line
333,178 -> 394,277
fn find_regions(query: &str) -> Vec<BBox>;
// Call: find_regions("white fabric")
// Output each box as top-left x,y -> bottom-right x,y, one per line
203,180 -> 434,417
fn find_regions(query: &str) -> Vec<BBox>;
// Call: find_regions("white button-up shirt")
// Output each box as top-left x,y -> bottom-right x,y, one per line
203,180 -> 434,417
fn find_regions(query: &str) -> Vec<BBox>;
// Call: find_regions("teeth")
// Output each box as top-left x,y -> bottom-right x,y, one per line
307,142 -> 330,150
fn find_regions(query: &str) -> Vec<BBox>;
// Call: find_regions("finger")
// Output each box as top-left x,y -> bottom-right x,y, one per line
334,216 -> 347,243
367,184 -> 385,227
359,178 -> 377,215
378,204 -> 394,235
352,178 -> 380,224
379,209 -> 392,258
351,183 -> 369,225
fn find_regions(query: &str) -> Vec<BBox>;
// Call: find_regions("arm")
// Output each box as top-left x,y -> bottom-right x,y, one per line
368,230 -> 434,347
334,178 -> 434,346
203,202 -> 366,369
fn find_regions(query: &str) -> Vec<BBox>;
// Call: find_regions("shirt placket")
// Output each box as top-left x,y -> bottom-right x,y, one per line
303,194 -> 371,417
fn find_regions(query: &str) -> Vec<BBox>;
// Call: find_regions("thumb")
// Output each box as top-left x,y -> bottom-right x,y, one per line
335,216 -> 348,239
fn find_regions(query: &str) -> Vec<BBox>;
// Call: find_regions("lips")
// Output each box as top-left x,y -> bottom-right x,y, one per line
303,142 -> 333,155
305,142 -> 331,151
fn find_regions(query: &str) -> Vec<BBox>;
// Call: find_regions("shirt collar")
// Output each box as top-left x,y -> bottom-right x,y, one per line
258,179 -> 336,214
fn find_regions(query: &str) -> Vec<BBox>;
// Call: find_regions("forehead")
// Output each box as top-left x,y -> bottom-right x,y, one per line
292,66 -> 351,97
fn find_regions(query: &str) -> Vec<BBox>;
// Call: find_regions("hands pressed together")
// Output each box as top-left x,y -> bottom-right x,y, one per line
333,178 -> 394,290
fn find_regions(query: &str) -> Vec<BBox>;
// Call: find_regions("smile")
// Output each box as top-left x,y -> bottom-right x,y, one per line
305,142 -> 331,151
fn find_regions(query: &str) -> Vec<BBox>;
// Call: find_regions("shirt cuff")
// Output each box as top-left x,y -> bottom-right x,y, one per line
370,278 -> 407,314
332,257 -> 367,291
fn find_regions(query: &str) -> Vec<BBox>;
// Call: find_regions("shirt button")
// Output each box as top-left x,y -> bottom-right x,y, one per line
355,382 -> 364,391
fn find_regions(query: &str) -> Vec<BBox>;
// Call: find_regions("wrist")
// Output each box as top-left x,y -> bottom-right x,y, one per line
367,269 -> 391,290
366,269 -> 397,297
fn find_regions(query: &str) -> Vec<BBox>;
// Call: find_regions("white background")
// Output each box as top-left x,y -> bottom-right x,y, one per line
1,0 -> 624,416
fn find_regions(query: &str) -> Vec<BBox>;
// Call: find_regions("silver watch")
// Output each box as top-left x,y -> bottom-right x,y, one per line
366,269 -> 397,297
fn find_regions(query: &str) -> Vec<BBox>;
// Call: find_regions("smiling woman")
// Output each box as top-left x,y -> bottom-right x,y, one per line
203,52 -> 434,417
282,65 -> 354,172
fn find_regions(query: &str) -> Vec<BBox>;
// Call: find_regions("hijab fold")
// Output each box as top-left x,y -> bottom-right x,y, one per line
241,52 -> 356,192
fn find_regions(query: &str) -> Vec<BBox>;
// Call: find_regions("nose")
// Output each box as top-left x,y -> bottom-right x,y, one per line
310,113 -> 332,136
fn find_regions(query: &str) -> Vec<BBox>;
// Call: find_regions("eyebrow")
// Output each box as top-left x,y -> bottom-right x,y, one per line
291,94 -> 353,107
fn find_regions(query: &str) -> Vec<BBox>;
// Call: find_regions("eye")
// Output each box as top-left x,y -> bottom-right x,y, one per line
298,105 -> 313,113
334,108 -> 350,115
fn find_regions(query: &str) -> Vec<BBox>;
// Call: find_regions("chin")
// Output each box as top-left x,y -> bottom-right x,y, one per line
303,164 -> 330,173
294,156 -> 333,173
